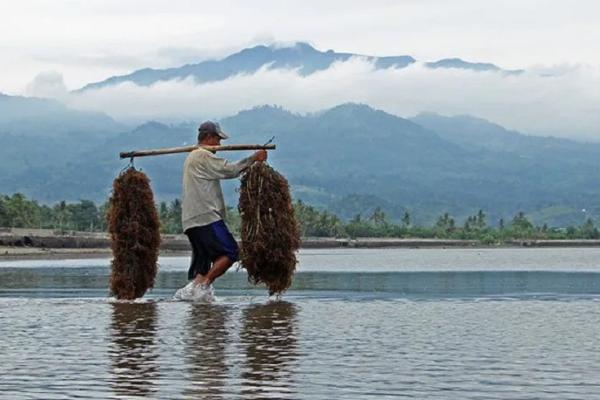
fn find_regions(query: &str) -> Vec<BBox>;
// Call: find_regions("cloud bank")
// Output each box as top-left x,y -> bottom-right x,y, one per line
26,71 -> 68,99
63,58 -> 600,140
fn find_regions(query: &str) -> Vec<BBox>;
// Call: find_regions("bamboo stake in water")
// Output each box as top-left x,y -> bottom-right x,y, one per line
120,144 -> 276,159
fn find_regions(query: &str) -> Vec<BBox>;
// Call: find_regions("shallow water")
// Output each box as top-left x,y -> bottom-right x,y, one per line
1,248 -> 600,399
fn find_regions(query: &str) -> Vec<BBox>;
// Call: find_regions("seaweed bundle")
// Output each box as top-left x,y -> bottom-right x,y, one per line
238,163 -> 300,295
107,167 -> 160,299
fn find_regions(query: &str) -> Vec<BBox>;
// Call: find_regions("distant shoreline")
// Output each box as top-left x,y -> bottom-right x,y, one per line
2,229 -> 600,261
0,247 -> 188,261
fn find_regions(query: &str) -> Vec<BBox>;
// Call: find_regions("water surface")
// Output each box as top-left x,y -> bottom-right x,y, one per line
1,248 -> 600,399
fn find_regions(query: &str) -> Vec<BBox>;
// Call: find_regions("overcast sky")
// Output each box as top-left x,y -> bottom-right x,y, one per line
2,0 -> 599,93
1,0 -> 599,139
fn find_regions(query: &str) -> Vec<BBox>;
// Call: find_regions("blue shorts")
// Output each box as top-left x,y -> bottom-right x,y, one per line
184,220 -> 239,279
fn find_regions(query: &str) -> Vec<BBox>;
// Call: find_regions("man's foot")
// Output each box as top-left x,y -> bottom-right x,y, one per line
193,274 -> 211,287
173,281 -> 195,300
191,282 -> 214,302
173,280 -> 214,302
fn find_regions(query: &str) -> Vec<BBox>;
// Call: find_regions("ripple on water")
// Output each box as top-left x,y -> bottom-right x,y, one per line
1,296 -> 600,399
3,248 -> 600,399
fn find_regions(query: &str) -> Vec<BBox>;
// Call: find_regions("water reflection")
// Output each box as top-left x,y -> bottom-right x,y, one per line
183,303 -> 230,399
108,302 -> 159,398
241,301 -> 299,399
4,266 -> 600,297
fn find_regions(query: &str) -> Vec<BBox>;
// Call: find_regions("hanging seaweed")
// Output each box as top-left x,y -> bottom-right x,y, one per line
107,167 -> 161,299
238,162 -> 300,295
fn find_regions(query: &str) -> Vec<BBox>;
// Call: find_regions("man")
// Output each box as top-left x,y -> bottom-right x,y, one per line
174,121 -> 267,300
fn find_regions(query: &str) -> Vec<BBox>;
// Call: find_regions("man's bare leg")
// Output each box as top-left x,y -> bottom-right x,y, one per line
193,255 -> 234,286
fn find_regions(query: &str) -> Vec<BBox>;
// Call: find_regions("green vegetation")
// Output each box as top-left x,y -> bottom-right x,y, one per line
289,202 -> 600,243
0,193 -> 106,232
1,192 -> 599,243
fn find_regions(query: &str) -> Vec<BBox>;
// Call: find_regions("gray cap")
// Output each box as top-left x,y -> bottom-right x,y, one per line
198,121 -> 229,140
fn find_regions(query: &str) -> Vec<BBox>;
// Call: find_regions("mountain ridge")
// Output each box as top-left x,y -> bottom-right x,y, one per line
0,93 -> 125,137
77,42 -> 521,91
1,97 -> 598,226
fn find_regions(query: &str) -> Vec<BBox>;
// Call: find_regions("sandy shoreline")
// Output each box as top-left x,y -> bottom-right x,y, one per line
3,240 -> 600,261
2,228 -> 600,261
0,247 -> 190,261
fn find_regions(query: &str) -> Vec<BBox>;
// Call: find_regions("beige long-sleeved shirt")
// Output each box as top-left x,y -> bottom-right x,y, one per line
181,148 -> 254,231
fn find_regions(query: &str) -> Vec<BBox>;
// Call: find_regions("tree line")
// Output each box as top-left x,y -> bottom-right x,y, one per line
1,193 -> 599,242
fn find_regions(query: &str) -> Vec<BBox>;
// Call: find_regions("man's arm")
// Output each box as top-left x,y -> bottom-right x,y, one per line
199,150 -> 267,179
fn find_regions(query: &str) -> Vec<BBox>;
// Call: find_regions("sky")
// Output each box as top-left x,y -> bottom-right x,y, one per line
1,0 -> 599,139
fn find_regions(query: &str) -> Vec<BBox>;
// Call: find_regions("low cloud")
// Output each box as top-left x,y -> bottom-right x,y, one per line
65,58 -> 600,140
26,71 -> 68,99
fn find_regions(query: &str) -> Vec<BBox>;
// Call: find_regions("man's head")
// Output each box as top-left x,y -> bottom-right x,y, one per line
197,121 -> 229,145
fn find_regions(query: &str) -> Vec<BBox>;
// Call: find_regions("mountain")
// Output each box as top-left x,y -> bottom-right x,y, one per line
411,112 -> 600,165
424,58 -> 522,74
2,101 -> 600,226
410,112 -> 600,225
0,93 -> 125,137
78,43 -> 516,91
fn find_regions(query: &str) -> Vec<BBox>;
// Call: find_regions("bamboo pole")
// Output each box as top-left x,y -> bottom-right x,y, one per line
120,144 -> 276,159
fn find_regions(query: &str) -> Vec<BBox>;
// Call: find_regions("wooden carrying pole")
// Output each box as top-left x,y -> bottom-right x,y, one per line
120,144 -> 276,159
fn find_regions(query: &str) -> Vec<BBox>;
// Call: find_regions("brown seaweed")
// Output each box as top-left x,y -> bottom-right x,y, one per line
107,167 -> 160,299
238,163 -> 300,295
